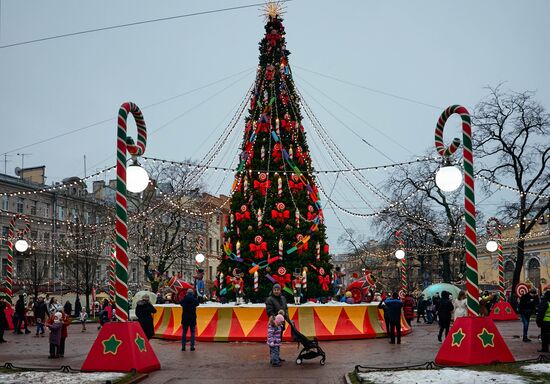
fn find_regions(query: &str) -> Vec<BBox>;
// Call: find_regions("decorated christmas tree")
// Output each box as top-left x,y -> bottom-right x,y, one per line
217,3 -> 332,303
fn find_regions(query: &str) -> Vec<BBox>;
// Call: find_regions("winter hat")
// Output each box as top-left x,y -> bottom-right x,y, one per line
273,284 -> 281,290
345,291 -> 352,298
275,314 -> 285,325
54,312 -> 62,319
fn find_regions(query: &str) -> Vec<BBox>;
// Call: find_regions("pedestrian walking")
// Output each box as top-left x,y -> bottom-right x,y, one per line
416,294 -> 427,323
63,300 -> 72,319
518,288 -> 539,342
58,309 -> 71,357
536,290 -> 550,353
437,291 -> 454,342
426,298 -> 435,324
136,294 -> 157,340
180,289 -> 199,351
79,308 -> 88,332
432,293 -> 441,323
32,296 -> 49,337
0,298 -> 8,343
402,292 -> 415,326
452,290 -> 468,320
46,312 -> 62,358
378,298 -> 391,337
14,295 -> 31,334
267,311 -> 285,367
384,292 -> 404,344
48,297 -> 62,314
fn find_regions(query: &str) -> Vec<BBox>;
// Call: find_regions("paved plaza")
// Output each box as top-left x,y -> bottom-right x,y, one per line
0,319 -> 544,383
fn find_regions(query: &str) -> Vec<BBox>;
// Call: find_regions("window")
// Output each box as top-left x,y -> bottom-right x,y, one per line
57,206 -> 64,220
504,261 -> 514,286
216,239 -> 220,254
132,268 -> 137,281
84,212 -> 90,224
96,265 -> 102,281
16,259 -> 24,275
45,204 -> 50,218
72,208 -> 77,222
1,196 -> 8,210
31,230 -> 37,240
527,258 -> 541,288
1,259 -> 7,276
30,202 -> 37,216
209,266 -> 213,281
16,198 -> 24,213
43,232 -> 50,242
209,238 -> 213,251
2,226 -> 8,238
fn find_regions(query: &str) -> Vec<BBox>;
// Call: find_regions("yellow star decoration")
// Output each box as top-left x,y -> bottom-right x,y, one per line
477,328 -> 495,348
451,328 -> 466,347
262,1 -> 286,20
102,335 -> 122,355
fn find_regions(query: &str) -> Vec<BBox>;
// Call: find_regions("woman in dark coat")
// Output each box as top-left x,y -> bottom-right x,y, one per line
135,295 -> 157,340
0,298 -> 8,342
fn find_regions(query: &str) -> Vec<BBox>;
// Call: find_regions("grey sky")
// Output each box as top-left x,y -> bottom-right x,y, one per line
1,0 -> 549,253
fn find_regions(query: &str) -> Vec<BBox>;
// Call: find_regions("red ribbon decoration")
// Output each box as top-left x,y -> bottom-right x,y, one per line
307,212 -> 317,221
318,275 -> 330,291
257,122 -> 270,133
266,32 -> 281,47
271,209 -> 290,223
265,66 -> 275,81
249,242 -> 267,259
323,244 -> 329,254
272,146 -> 282,162
235,211 -> 250,221
253,180 -> 271,196
272,273 -> 291,287
288,180 -> 303,193
297,241 -> 309,255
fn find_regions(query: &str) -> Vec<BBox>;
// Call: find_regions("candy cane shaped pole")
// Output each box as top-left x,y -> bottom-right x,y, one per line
115,102 -> 147,322
487,217 -> 504,301
395,230 -> 407,294
435,105 -> 478,316
6,214 -> 30,303
109,231 -> 116,303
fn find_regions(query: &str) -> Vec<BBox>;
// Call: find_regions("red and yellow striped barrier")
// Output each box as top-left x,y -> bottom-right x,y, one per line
152,303 -> 412,341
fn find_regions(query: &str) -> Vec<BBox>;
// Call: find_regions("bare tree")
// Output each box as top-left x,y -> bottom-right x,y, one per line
473,86 -> 550,302
374,157 -> 466,284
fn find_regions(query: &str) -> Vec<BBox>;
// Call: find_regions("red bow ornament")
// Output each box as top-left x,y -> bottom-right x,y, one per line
266,32 -> 281,47
288,179 -> 303,193
272,144 -> 282,162
271,209 -> 290,223
235,211 -> 250,222
249,242 -> 267,259
297,241 -> 309,255
253,179 -> 271,196
265,65 -> 275,81
318,275 -> 330,291
273,273 -> 291,287
307,211 -> 317,222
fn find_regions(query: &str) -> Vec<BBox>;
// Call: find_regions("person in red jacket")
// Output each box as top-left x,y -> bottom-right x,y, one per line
402,292 -> 415,326
59,309 -> 71,357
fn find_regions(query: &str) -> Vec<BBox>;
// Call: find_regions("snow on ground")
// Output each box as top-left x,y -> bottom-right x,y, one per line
0,371 -> 126,384
521,363 -> 550,374
358,368 -> 526,384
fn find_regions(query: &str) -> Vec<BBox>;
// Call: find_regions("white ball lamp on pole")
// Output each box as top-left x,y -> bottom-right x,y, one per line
486,240 -> 498,253
127,159 -> 150,193
195,253 -> 205,263
435,161 -> 462,192
15,239 -> 29,253
395,249 -> 405,260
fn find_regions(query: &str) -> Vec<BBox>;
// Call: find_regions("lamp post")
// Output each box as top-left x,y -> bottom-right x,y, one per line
433,105 -> 514,366
82,102 -> 160,373
486,217 -> 504,301
395,230 -> 407,297
6,214 -> 30,303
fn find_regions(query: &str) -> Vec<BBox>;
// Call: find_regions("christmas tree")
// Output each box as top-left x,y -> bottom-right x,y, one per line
218,3 -> 332,303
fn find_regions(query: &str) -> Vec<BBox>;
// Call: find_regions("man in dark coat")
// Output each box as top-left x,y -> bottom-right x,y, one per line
135,295 -> 157,340
32,296 -> 49,336
74,296 -> 82,318
384,292 -> 404,344
63,301 -> 72,319
519,288 -> 539,342
180,289 -> 199,351
14,294 -> 31,334
416,294 -> 427,323
437,291 -> 454,342
265,284 -> 288,318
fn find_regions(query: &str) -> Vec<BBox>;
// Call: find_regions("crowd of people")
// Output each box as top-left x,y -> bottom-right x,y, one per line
376,288 -> 550,353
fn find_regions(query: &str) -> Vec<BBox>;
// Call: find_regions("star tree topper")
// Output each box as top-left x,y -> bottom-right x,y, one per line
262,1 -> 286,20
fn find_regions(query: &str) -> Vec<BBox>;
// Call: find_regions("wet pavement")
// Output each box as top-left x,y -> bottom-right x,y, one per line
0,319 -> 544,383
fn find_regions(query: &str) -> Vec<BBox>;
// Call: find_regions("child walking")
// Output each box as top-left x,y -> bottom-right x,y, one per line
267,311 -> 285,367
79,308 -> 88,332
46,312 -> 62,358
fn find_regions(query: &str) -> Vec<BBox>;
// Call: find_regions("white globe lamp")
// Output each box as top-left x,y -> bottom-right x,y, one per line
435,165 -> 462,192
195,253 -> 205,263
127,164 -> 149,193
15,239 -> 29,253
486,240 -> 498,253
395,249 -> 405,260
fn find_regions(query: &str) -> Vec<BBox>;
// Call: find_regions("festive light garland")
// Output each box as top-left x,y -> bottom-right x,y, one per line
435,105 -> 479,317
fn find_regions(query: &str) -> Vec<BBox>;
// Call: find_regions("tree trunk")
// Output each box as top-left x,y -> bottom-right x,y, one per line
440,251 -> 451,283
510,237 -> 526,308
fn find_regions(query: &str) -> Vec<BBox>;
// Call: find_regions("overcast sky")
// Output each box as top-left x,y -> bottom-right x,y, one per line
1,0 -> 549,253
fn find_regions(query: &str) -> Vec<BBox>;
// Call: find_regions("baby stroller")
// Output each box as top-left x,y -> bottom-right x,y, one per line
288,320 -> 326,365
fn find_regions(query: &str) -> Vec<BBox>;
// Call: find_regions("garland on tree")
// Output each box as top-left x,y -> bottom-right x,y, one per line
216,9 -> 332,303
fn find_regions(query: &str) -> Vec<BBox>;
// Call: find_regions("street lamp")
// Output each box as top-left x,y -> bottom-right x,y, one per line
435,161 -> 462,192
395,249 -> 405,260
127,159 -> 149,193
486,240 -> 498,253
195,253 -> 205,263
15,239 -> 29,253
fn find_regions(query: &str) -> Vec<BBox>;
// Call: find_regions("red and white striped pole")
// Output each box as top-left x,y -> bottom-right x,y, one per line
6,214 -> 30,303
395,230 -> 407,297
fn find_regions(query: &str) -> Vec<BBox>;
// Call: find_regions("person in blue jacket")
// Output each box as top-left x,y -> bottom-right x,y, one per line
384,292 -> 404,344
